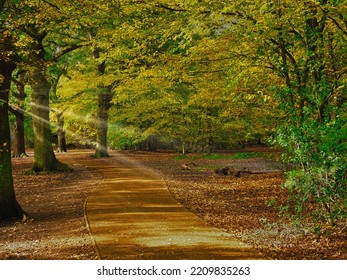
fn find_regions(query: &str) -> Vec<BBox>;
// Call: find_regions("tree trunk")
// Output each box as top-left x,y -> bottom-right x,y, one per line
29,63 -> 69,172
12,70 -> 27,157
13,109 -> 26,157
94,88 -> 113,157
147,135 -> 158,151
93,48 -> 113,158
0,60 -> 25,220
56,112 -> 67,153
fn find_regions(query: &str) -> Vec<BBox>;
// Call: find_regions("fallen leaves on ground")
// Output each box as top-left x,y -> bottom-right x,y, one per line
121,150 -> 346,260
1,149 -> 345,260
0,153 -> 102,260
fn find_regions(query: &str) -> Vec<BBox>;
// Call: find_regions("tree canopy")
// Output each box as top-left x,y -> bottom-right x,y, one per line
1,0 -> 346,224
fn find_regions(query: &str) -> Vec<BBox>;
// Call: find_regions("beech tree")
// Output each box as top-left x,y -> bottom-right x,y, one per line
111,1 -> 346,224
110,1 -> 277,152
25,3 -> 89,171
53,2 -> 121,157
53,50 -> 100,148
0,58 -> 24,220
1,0 -> 98,171
54,46 -> 116,157
0,1 -> 24,219
220,0 -> 347,224
92,48 -> 114,158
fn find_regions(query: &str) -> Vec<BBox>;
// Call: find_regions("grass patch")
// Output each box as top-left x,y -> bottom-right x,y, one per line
201,153 -> 231,160
230,152 -> 262,159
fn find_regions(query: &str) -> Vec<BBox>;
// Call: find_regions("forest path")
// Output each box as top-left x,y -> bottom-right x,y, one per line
62,151 -> 269,260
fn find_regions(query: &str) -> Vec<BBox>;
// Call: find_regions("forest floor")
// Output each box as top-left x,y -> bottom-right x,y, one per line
0,151 -> 101,260
0,148 -> 346,260
120,148 -> 346,260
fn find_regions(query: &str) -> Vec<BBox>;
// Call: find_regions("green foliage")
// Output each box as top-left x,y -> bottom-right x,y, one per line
230,152 -> 263,160
3,0 -> 345,226
276,117 -> 347,225
223,0 -> 347,226
201,153 -> 232,160
107,123 -> 146,150
201,152 -> 262,160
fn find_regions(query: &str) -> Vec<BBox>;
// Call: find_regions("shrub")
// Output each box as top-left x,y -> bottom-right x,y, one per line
276,118 -> 347,226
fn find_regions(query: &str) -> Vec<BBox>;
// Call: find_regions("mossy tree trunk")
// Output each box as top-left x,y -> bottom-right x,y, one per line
29,63 -> 69,172
0,60 -> 24,220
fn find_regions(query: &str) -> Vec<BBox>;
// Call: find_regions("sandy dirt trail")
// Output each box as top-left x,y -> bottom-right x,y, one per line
64,151 -> 269,260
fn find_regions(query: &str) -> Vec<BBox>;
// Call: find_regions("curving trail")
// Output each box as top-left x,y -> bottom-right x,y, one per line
62,151 -> 269,260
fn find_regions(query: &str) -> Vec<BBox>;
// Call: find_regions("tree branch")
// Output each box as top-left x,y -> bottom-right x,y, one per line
155,3 -> 187,12
328,16 -> 347,37
52,43 -> 90,62
41,0 -> 60,10
8,104 -> 22,117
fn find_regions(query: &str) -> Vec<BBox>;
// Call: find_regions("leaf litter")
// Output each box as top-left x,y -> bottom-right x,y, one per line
121,150 -> 346,260
0,149 -> 345,260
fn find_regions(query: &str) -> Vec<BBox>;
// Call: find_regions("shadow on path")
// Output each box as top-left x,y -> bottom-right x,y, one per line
63,151 -> 269,260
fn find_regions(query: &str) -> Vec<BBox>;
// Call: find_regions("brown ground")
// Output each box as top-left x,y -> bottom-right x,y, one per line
0,149 -> 346,259
83,152 -> 267,260
120,149 -> 346,260
0,151 -> 102,259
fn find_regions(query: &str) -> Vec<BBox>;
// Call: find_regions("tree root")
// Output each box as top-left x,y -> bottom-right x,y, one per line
26,159 -> 73,174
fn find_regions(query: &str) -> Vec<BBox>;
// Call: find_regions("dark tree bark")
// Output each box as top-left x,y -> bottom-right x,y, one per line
12,108 -> 26,157
0,59 -> 25,220
94,87 -> 113,157
56,111 -> 67,153
29,63 -> 69,172
147,135 -> 158,151
11,70 -> 28,157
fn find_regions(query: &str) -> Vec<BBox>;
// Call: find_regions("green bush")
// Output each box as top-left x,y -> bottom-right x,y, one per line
276,118 -> 347,225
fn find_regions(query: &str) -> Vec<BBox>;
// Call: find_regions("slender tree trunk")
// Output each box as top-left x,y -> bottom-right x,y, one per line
147,135 -> 158,151
0,60 -> 24,220
57,131 -> 67,153
13,110 -> 26,157
94,88 -> 113,157
56,112 -> 67,153
12,70 -> 27,157
29,63 -> 69,172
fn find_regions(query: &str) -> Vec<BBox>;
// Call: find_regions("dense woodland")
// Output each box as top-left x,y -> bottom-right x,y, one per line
1,1 -> 346,235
